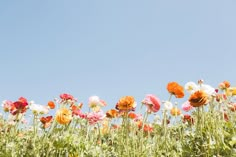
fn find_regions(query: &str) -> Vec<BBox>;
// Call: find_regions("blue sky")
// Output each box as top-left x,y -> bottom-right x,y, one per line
0,0 -> 236,112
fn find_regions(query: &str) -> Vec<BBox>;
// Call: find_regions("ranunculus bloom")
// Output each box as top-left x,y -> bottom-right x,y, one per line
188,90 -> 209,107
181,101 -> 193,112
185,82 -> 199,94
167,82 -> 184,98
218,81 -> 231,90
2,100 -> 13,112
229,103 -> 236,112
86,111 -> 105,125
47,101 -> 55,109
115,96 -> 136,111
200,84 -> 216,96
170,107 -> 181,116
40,116 -> 53,128
10,97 -> 28,115
182,114 -> 194,124
142,94 -> 161,113
88,96 -> 107,112
106,109 -> 119,118
60,93 -> 74,101
55,108 -> 72,125
226,87 -> 236,96
29,103 -> 49,115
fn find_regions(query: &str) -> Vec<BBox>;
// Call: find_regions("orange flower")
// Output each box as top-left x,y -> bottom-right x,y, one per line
167,82 -> 184,98
115,96 -> 136,111
170,107 -> 181,116
40,116 -> 53,128
47,101 -> 55,109
128,112 -> 137,119
55,108 -> 72,125
106,109 -> 118,118
219,81 -> 230,90
188,90 -> 208,107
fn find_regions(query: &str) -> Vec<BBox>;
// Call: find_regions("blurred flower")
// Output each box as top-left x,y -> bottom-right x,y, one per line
106,109 -> 119,118
2,100 -> 13,112
142,94 -> 161,113
215,94 -> 227,103
115,96 -> 136,112
55,108 -> 72,125
167,82 -> 184,98
229,103 -> 236,112
218,81 -> 230,90
163,101 -> 173,110
86,111 -> 105,125
188,91 -> 209,107
47,101 -> 55,109
59,93 -> 76,105
88,96 -> 106,112
128,112 -> 143,121
185,82 -> 199,94
200,84 -> 216,96
10,97 -> 28,115
181,101 -> 193,112
40,116 -> 53,128
170,107 -> 181,116
30,102 -> 49,115
182,114 -> 194,124
226,87 -> 236,96
71,103 -> 85,117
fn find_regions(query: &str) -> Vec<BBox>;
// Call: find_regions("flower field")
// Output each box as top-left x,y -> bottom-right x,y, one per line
0,80 -> 236,157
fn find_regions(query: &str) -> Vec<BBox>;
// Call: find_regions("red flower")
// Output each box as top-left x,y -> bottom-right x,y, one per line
182,114 -> 194,124
10,97 -> 28,115
60,93 -> 74,101
40,116 -> 53,128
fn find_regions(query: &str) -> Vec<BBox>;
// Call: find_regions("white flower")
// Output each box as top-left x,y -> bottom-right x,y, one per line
163,101 -> 173,110
185,82 -> 199,94
88,96 -> 101,108
200,84 -> 216,96
30,103 -> 49,115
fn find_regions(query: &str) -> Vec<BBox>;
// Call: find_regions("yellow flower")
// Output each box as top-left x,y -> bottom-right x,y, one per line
226,87 -> 236,96
55,108 -> 72,125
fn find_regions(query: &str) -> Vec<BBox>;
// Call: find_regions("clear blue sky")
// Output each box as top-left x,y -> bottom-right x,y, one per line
0,0 -> 235,112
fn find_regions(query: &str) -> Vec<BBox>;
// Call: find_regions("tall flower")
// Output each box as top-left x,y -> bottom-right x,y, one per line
167,82 -> 184,98
40,116 -> 53,128
88,96 -> 107,112
59,93 -> 76,105
106,109 -> 119,118
170,107 -> 181,116
86,111 -> 105,125
10,97 -> 28,115
2,100 -> 13,112
185,82 -> 199,94
55,108 -> 72,125
115,96 -> 136,112
47,101 -> 55,109
226,87 -> 236,96
188,91 -> 209,107
218,81 -> 231,90
142,94 -> 161,113
29,101 -> 49,115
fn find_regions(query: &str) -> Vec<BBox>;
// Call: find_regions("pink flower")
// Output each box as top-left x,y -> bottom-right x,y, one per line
2,100 -> 13,112
142,94 -> 161,113
86,111 -> 105,125
60,93 -> 74,101
181,101 -> 193,112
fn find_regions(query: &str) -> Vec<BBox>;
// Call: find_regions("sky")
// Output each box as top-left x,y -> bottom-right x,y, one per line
0,0 -> 236,113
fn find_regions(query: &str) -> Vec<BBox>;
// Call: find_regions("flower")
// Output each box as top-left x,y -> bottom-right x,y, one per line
181,101 -> 193,112
188,90 -> 209,107
106,109 -> 119,118
60,93 -> 74,101
229,103 -> 236,112
115,96 -> 136,112
88,96 -> 107,112
30,103 -> 49,115
200,84 -> 216,96
55,108 -> 72,125
142,94 -> 161,113
170,107 -> 181,116
163,101 -> 173,110
185,82 -> 199,94
226,87 -> 236,96
47,101 -> 55,109
40,116 -> 53,128
10,97 -> 28,115
86,111 -> 105,125
182,114 -> 194,124
167,82 -> 184,98
218,81 -> 230,90
2,100 -> 13,112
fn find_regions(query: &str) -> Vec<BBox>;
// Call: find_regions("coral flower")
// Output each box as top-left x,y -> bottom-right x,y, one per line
55,108 -> 72,125
142,94 -> 161,113
218,81 -> 231,90
40,116 -> 53,128
10,97 -> 28,115
170,107 -> 181,116
167,82 -> 184,98
188,91 -> 209,107
60,93 -> 74,101
106,109 -> 119,118
182,114 -> 194,124
47,101 -> 55,109
115,96 -> 136,112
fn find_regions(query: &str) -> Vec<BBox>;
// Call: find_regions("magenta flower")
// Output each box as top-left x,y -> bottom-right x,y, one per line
181,101 -> 193,112
86,111 -> 105,125
142,94 -> 161,113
